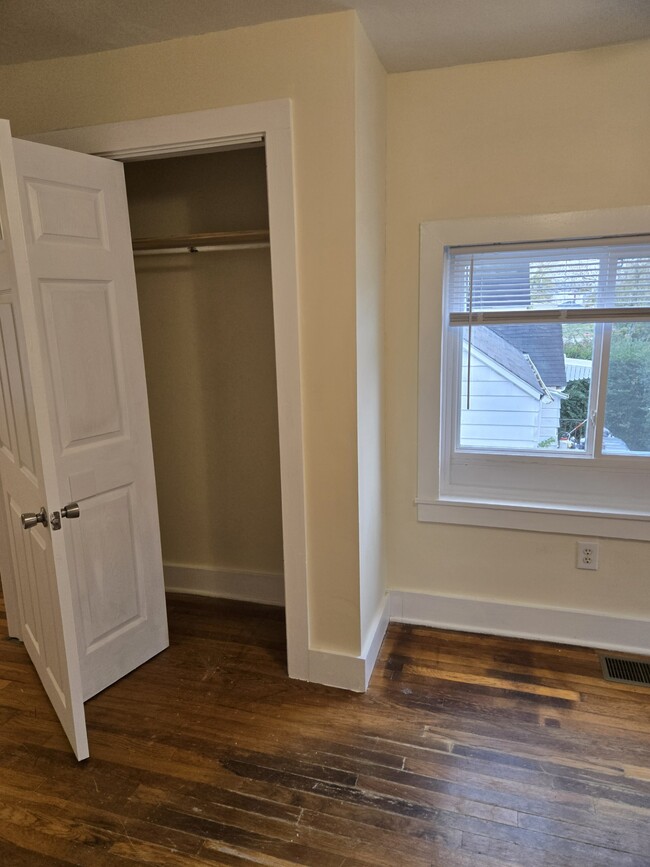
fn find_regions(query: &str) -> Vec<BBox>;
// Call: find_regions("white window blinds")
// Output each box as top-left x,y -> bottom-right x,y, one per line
447,236 -> 650,326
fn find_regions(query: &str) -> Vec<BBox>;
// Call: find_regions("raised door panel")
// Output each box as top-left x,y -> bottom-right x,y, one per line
0,363 -> 12,455
25,179 -> 108,249
7,496 -> 42,651
71,485 -> 145,650
28,524 -> 67,701
39,280 -> 126,449
0,299 -> 17,457
0,300 -> 37,477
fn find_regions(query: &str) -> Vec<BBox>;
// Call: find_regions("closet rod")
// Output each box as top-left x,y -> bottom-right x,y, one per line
134,242 -> 269,257
132,229 -> 270,254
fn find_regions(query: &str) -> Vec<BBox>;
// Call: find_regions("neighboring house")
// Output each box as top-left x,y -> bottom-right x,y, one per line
564,356 -> 592,382
461,324 -> 566,449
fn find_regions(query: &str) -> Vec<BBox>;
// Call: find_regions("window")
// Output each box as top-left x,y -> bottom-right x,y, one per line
417,208 -> 650,540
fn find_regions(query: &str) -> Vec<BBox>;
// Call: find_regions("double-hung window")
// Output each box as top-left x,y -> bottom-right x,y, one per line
417,208 -> 650,540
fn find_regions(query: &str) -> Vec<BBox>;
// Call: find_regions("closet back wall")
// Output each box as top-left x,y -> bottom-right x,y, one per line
124,148 -> 283,595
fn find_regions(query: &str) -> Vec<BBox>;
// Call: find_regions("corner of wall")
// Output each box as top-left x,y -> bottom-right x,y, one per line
308,590 -> 390,691
353,13 -> 389,655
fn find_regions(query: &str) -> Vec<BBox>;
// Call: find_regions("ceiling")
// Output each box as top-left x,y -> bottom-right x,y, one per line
1,0 -> 650,72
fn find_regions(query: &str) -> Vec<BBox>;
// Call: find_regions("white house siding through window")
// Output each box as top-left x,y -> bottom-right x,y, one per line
461,323 -> 566,451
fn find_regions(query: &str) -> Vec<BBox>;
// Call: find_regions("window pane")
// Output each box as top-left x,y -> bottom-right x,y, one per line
529,258 -> 600,310
448,241 -> 650,318
603,323 -> 650,455
561,323 -> 594,451
460,323 -> 594,452
615,257 -> 650,307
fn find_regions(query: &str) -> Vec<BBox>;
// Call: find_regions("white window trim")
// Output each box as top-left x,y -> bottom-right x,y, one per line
417,206 -> 650,541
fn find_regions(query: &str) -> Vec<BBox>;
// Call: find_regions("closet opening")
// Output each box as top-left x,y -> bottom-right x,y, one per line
123,144 -> 287,663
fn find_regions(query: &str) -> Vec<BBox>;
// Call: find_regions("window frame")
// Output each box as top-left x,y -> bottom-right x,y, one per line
417,207 -> 650,541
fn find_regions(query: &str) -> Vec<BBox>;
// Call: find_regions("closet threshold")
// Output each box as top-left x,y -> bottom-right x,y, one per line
132,229 -> 270,256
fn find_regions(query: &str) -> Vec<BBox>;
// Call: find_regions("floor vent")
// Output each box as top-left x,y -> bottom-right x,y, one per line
600,654 -> 650,687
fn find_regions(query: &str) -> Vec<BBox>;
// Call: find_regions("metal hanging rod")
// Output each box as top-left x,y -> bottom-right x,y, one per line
134,242 -> 269,256
132,229 -> 270,256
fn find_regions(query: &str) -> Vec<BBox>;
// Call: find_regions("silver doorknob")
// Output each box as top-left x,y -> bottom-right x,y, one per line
50,502 -> 81,530
21,507 -> 48,530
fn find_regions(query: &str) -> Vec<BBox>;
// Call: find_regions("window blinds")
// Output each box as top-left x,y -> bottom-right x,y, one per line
447,236 -> 650,326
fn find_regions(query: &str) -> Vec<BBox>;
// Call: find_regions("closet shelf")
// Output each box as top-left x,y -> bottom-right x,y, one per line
132,229 -> 270,256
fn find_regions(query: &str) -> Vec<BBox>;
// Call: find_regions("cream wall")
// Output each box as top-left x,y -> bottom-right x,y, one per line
385,40 -> 650,618
0,13 -> 364,655
124,149 -> 283,577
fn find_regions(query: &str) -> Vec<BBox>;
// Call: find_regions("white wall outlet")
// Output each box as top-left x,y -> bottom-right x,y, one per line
576,541 -> 599,570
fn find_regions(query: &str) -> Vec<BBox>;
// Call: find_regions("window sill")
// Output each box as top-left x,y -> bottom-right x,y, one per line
416,497 -> 650,541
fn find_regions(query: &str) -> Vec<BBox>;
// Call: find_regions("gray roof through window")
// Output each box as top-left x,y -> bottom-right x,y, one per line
489,324 -> 567,389
471,324 -> 567,394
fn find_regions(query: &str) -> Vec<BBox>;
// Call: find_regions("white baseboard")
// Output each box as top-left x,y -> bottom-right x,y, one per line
164,563 -> 285,607
163,564 -> 390,692
162,572 -> 650,690
390,590 -> 650,656
308,594 -> 390,692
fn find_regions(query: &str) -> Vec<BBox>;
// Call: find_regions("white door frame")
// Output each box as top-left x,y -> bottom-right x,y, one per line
28,99 -> 309,680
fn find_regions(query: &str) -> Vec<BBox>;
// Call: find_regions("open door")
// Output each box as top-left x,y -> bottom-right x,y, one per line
0,119 -> 168,759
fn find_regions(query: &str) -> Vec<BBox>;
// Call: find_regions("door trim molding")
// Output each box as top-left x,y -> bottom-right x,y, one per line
28,100 -> 310,680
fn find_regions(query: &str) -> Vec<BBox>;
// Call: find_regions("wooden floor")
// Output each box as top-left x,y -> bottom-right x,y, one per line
0,593 -> 649,866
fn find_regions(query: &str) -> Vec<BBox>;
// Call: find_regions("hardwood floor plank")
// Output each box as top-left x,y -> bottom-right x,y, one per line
0,590 -> 648,866
108,839 -> 232,866
0,838 -> 73,866
517,811 -> 650,858
402,663 -> 582,701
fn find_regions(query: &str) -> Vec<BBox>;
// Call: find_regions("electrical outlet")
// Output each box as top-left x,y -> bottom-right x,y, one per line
577,541 -> 599,570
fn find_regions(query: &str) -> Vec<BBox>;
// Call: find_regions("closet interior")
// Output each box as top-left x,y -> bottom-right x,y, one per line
123,146 -> 284,642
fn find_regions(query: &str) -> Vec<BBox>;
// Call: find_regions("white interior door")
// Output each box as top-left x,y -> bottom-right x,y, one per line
0,119 -> 169,757
0,120 -> 88,759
